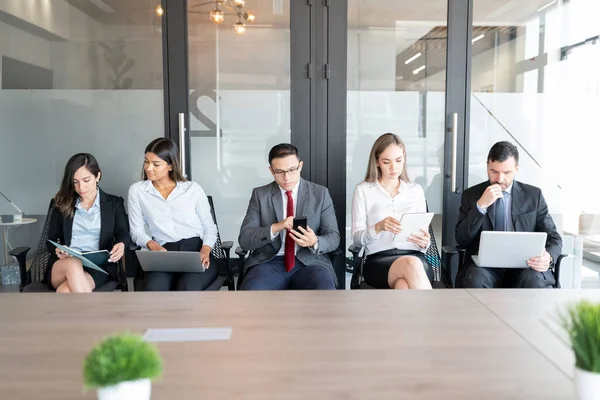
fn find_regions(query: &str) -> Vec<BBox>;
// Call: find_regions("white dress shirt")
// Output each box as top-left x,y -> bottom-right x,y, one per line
128,180 -> 218,249
352,180 -> 427,255
70,192 -> 101,252
270,181 -> 299,256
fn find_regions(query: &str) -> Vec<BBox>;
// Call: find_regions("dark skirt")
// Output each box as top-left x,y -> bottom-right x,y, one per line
363,249 -> 433,289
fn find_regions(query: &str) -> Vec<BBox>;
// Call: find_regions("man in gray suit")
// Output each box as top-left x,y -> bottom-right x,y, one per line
238,144 -> 340,290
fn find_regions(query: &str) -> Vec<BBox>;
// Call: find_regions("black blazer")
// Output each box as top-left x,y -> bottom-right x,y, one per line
455,180 -> 562,274
45,189 -> 131,279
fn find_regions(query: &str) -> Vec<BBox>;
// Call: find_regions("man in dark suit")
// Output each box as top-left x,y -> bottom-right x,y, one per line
238,143 -> 340,290
455,141 -> 562,288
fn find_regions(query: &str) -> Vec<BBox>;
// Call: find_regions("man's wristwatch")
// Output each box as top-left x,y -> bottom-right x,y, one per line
311,239 -> 319,252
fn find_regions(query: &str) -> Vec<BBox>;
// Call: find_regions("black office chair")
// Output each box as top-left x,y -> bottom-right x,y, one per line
348,224 -> 450,289
9,201 -> 127,292
441,245 -> 568,288
234,246 -> 345,290
126,195 -> 235,291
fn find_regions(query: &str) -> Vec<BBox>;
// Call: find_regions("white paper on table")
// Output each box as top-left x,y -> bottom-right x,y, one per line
143,328 -> 232,343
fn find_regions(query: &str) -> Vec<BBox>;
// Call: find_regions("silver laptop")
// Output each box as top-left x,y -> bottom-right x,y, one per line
472,231 -> 547,268
135,251 -> 206,273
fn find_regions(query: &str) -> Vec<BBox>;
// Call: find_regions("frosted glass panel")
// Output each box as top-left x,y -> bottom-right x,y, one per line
472,0 -> 600,282
0,90 -> 163,214
0,0 -> 164,265
187,0 -> 291,247
346,0 -> 448,256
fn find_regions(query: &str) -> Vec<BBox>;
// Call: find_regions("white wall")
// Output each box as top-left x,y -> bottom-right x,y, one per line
0,0 -> 101,41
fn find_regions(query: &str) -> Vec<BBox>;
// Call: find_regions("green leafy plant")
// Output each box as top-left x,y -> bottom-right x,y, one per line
561,300 -> 600,373
83,333 -> 163,389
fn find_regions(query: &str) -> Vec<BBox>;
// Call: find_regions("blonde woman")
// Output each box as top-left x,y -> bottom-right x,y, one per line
351,133 -> 432,289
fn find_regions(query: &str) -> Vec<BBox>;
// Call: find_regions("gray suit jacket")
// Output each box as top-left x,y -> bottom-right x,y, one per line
238,178 -> 340,284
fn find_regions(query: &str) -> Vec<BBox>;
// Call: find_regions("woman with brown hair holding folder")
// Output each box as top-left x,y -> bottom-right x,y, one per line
46,153 -> 131,293
351,133 -> 432,290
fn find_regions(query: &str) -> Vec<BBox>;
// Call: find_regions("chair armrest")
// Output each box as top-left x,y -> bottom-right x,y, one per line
9,246 -> 30,292
553,253 -> 568,289
348,244 -> 361,258
218,241 -> 234,290
221,241 -> 233,260
124,244 -> 142,279
235,246 -> 248,290
441,246 -> 457,256
441,246 -> 466,289
235,246 -> 248,257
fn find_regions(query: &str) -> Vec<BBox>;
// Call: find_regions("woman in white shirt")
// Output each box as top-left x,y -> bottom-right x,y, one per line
128,138 -> 219,291
352,133 -> 432,289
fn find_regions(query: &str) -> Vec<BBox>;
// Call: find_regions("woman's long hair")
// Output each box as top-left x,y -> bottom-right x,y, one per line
54,153 -> 101,218
364,133 -> 410,183
141,138 -> 186,182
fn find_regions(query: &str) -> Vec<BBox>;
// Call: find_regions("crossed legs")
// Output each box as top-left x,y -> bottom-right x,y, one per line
51,258 -> 95,293
387,255 -> 432,290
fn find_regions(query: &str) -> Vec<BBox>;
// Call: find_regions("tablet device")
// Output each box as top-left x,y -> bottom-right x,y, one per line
135,250 -> 206,273
394,212 -> 434,242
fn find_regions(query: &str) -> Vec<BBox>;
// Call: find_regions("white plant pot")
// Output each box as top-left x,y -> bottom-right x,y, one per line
97,378 -> 151,400
574,368 -> 600,400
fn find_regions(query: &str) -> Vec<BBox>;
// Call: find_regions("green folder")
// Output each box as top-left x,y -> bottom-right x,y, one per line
48,240 -> 110,275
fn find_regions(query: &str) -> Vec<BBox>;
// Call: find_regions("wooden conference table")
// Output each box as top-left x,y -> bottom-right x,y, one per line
1,289 -> 599,399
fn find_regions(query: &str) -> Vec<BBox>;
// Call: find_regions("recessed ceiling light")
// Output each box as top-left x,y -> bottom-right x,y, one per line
405,53 -> 422,65
537,1 -> 556,12
472,34 -> 484,43
412,65 -> 426,75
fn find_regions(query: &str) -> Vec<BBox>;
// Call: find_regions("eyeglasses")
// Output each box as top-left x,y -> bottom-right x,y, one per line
272,165 -> 300,176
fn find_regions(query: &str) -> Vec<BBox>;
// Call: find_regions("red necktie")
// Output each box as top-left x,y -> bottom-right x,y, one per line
284,190 -> 295,272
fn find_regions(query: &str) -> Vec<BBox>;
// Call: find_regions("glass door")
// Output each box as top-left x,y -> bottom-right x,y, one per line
345,0 -> 450,254
185,0 -> 293,249
468,0 -> 600,287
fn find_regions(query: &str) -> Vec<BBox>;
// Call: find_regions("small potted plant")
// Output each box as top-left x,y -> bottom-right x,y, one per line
83,333 -> 163,400
561,300 -> 600,400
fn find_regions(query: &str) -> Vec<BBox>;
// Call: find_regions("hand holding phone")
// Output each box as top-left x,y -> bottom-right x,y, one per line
289,216 -> 317,248
293,216 -> 308,231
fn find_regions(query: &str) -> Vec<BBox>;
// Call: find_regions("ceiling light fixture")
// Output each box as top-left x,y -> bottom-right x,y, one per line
156,5 -> 164,16
537,1 -> 557,12
190,0 -> 256,33
404,53 -> 422,65
472,34 -> 485,43
87,0 -> 115,13
412,65 -> 426,75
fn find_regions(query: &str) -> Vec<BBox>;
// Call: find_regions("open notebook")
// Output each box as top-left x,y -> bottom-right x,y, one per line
48,240 -> 110,275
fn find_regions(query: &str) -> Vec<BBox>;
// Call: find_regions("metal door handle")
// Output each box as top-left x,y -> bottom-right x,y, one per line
451,112 -> 458,193
178,112 -> 187,178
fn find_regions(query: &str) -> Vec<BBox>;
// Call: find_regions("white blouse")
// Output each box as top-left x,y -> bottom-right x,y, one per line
351,180 -> 427,255
128,180 -> 218,249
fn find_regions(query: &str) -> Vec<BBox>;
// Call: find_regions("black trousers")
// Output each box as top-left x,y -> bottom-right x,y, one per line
135,237 -> 219,291
457,264 -> 556,288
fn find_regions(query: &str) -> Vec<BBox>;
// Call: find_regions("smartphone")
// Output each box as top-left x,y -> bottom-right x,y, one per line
293,216 -> 308,231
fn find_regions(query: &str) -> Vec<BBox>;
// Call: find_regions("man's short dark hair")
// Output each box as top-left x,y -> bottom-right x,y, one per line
487,141 -> 519,164
268,143 -> 299,164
